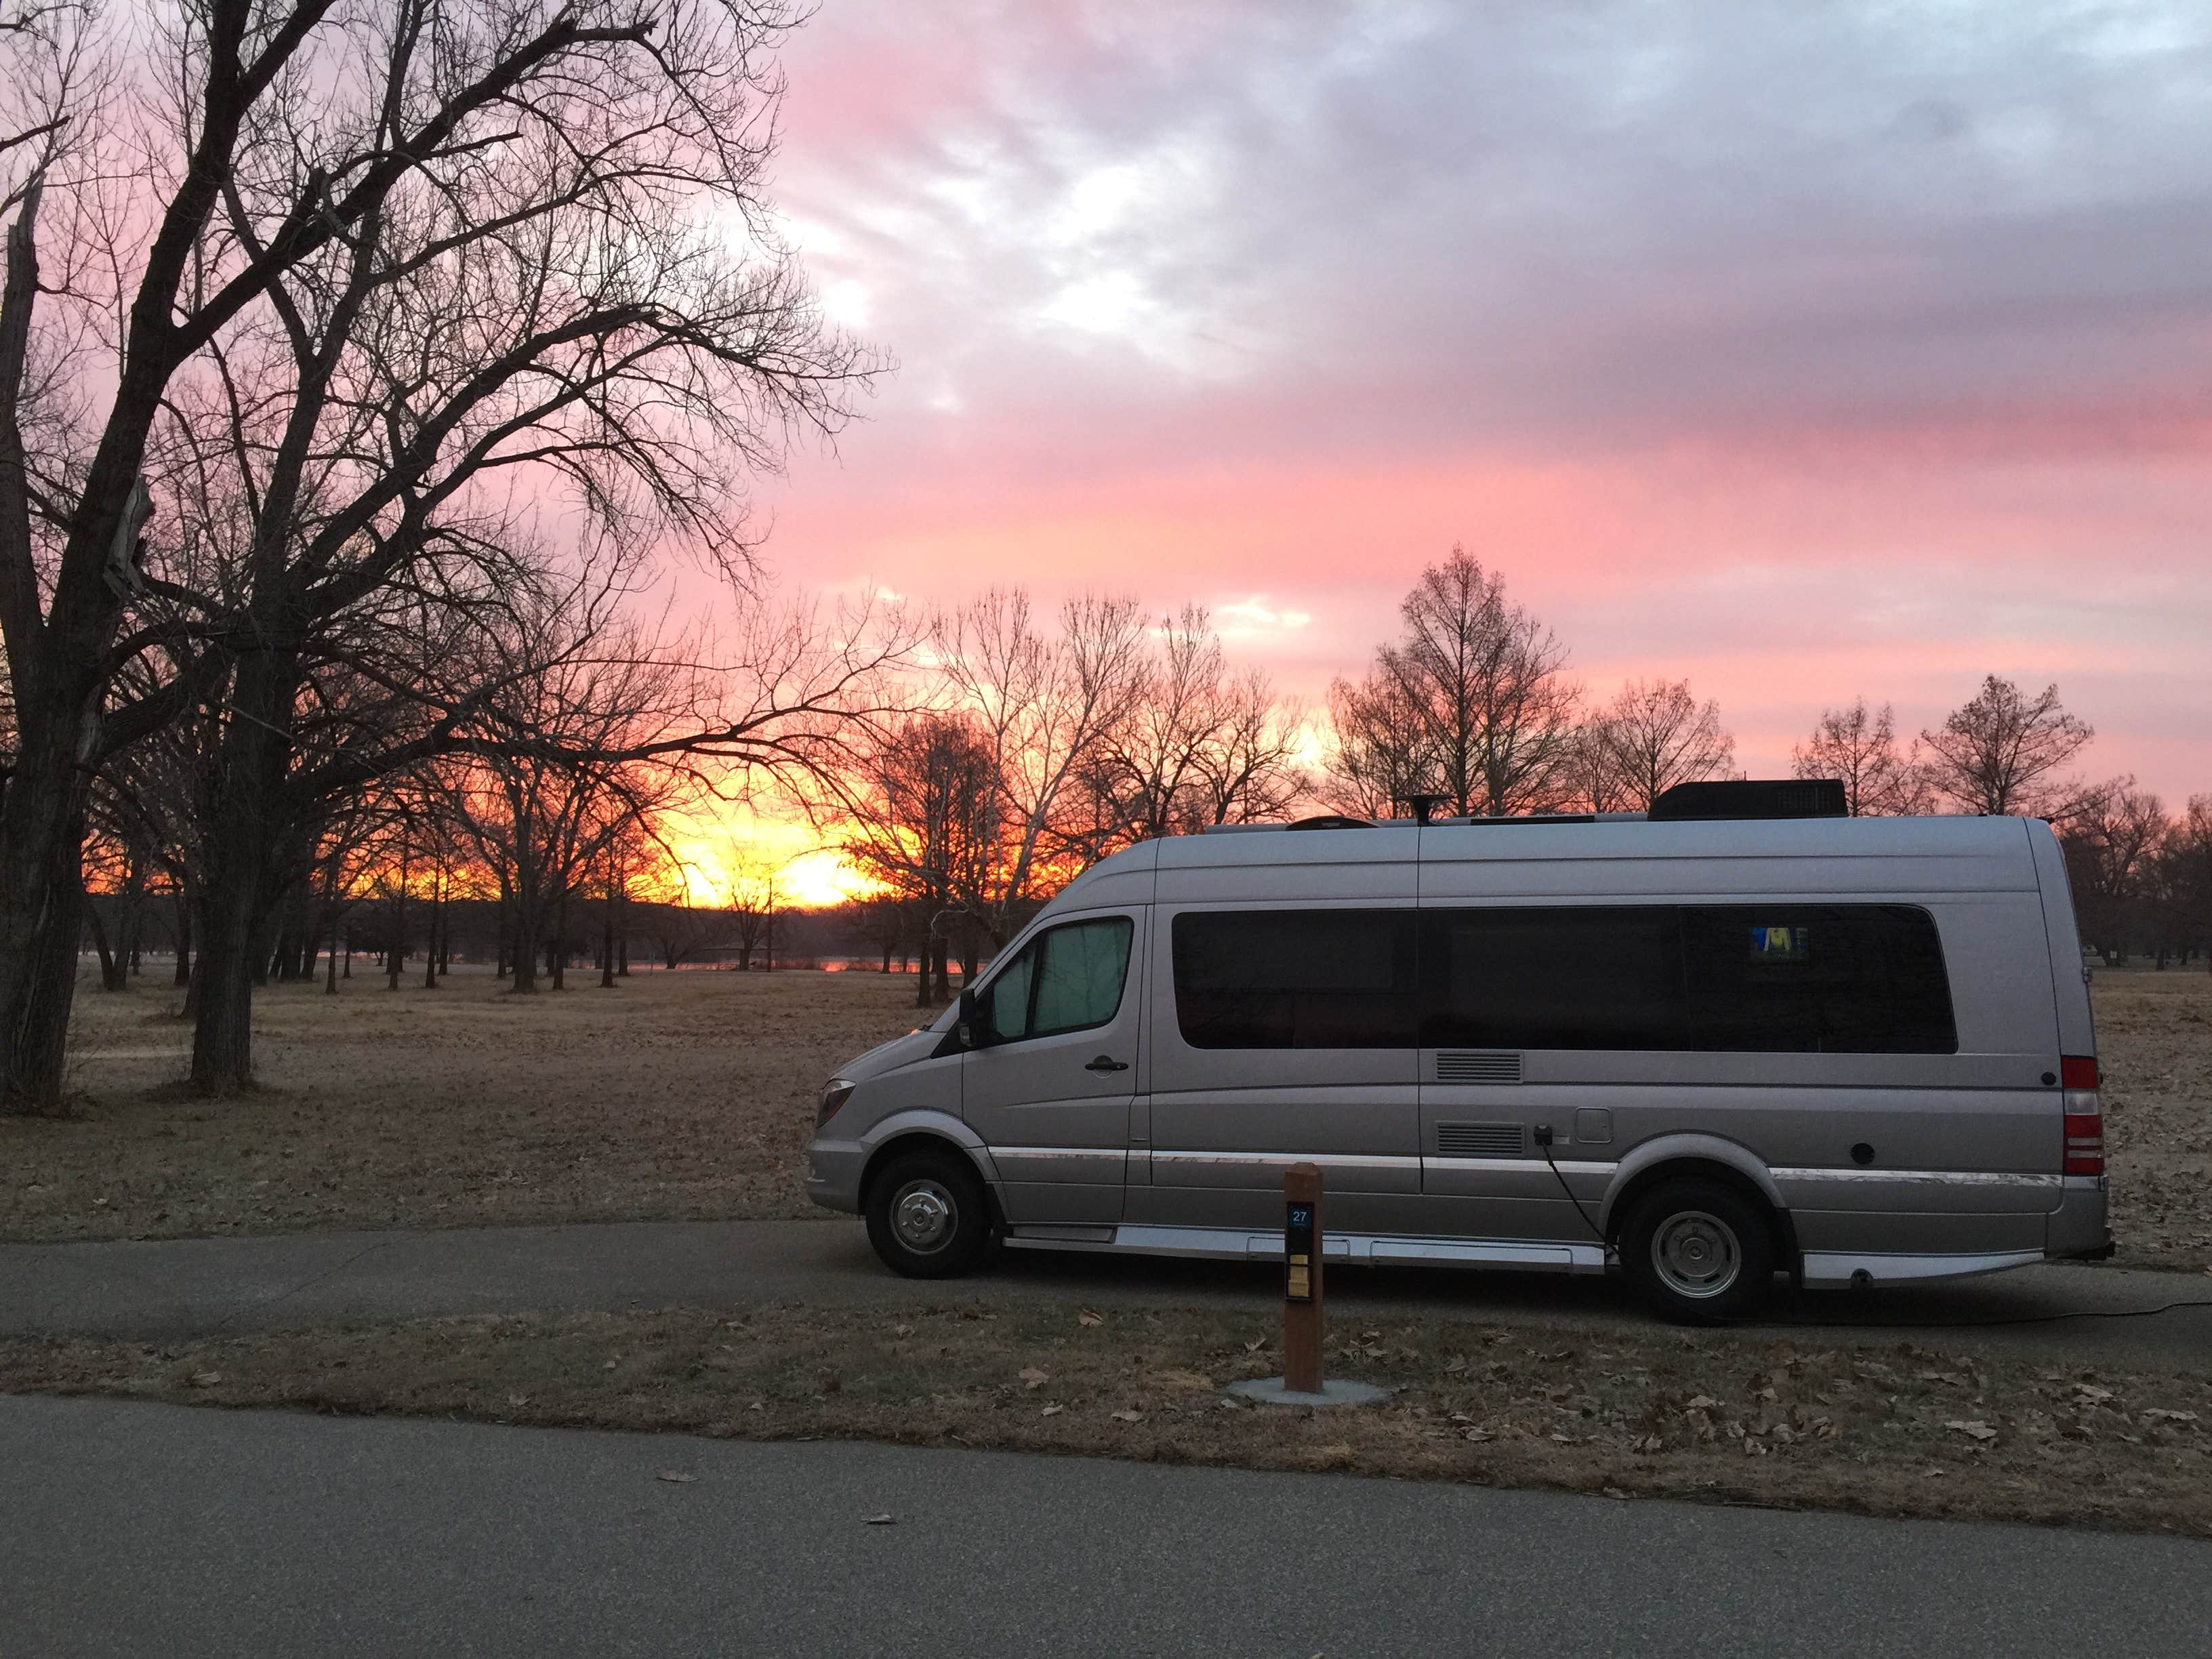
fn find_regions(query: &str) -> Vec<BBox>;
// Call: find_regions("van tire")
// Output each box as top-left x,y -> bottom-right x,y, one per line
865,1149 -> 991,1279
1618,1179 -> 1776,1324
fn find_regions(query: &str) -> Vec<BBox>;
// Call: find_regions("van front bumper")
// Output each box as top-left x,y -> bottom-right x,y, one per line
804,1136 -> 867,1215
2045,1174 -> 2111,1261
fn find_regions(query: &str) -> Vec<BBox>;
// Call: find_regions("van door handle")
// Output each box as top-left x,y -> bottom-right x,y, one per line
1084,1055 -> 1129,1073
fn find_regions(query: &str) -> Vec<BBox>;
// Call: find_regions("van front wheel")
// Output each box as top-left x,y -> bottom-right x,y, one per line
865,1149 -> 991,1279
1619,1180 -> 1776,1324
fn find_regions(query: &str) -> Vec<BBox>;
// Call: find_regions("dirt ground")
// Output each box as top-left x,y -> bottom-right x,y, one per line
4,962 -> 2209,1271
2095,968 -> 2212,1273
3,1299 -> 2206,1537
0,965 -> 920,1242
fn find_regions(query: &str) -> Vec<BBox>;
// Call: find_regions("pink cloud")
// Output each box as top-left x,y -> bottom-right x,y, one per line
730,0 -> 2212,804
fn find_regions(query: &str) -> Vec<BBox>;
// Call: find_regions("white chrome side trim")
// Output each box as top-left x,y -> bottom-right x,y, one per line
1800,1248 -> 2044,1288
1000,1223 -> 1607,1275
1774,1168 -> 2061,1191
1429,1155 -> 1617,1177
1144,1150 -> 1423,1170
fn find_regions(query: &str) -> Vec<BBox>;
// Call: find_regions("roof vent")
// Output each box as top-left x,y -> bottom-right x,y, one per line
1284,814 -> 1374,831
1648,779 -> 1847,822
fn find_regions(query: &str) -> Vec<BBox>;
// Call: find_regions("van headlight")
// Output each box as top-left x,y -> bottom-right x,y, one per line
817,1078 -> 856,1129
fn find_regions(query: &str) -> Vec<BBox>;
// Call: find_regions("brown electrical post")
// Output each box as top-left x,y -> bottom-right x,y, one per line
1284,1162 -> 1324,1395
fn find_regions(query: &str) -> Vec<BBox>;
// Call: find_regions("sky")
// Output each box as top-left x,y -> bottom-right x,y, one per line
708,0 -> 2212,898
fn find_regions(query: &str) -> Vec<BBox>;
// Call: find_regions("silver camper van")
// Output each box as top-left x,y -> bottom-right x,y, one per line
804,781 -> 2111,1320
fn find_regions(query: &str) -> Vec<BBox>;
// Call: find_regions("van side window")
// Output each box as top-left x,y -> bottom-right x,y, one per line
983,916 -> 1133,1044
1422,906 -> 1683,1050
1172,909 -> 1418,1048
1421,904 -> 1957,1054
1678,905 -> 1957,1053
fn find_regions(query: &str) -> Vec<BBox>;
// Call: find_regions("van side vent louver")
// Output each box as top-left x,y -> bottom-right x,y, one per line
1434,1050 -> 1522,1084
1436,1122 -> 1526,1158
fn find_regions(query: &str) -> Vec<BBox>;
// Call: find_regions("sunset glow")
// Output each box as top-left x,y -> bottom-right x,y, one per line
699,0 -> 2212,864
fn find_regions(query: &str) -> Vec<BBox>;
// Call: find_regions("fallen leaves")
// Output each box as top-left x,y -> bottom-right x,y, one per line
1945,1421 -> 1999,1443
1109,1408 -> 1144,1425
1076,1310 -> 1103,1328
1017,1367 -> 1049,1391
656,1470 -> 696,1484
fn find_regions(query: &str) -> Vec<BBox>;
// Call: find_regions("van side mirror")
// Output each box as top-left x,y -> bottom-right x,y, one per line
954,987 -> 981,1051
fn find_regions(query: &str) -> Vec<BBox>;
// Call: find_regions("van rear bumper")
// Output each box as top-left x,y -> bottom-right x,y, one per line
2045,1174 -> 2111,1261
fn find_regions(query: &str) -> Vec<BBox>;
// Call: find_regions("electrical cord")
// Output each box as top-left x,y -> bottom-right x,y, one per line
1750,1296 -> 2212,1332
1534,1124 -> 1609,1246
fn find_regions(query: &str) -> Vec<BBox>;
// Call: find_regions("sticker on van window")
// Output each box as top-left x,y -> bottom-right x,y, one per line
1751,926 -> 1809,961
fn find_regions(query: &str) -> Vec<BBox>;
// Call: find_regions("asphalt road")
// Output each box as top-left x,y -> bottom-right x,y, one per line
3,1395 -> 2206,1659
3,1217 -> 2211,1368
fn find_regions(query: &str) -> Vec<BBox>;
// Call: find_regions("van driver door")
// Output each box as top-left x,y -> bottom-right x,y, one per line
960,909 -> 1147,1226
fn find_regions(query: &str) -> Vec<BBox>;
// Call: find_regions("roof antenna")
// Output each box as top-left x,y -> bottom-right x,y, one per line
1401,793 -> 1450,827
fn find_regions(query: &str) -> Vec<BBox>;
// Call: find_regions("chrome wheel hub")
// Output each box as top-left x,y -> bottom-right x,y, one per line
1651,1210 -> 1740,1299
891,1180 -> 957,1253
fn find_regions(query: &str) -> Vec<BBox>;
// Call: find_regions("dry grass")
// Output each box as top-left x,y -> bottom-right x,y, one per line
0,966 -> 920,1242
2097,968 -> 2212,1272
5,964 -> 2208,1270
3,1299 -> 2207,1536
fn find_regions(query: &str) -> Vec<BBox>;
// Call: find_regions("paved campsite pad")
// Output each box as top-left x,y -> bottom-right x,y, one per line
5,1298 -> 2208,1537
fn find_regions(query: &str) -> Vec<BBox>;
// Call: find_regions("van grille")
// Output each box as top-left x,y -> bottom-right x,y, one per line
1436,1122 -> 1525,1158
1435,1050 -> 1522,1084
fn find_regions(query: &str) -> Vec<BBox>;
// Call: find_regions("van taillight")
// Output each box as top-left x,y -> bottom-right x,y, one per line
2061,1055 -> 2100,1091
2062,1112 -> 2103,1176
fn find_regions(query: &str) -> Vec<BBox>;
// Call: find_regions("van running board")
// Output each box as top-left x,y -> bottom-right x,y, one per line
1001,1223 -> 1609,1275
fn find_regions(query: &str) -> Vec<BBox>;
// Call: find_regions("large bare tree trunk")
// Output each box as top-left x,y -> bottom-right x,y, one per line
423,871 -> 441,990
172,893 -> 192,986
188,657 -> 295,1092
510,858 -> 540,993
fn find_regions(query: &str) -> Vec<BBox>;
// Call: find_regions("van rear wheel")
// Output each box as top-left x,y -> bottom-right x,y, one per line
1619,1179 -> 1776,1324
865,1149 -> 991,1279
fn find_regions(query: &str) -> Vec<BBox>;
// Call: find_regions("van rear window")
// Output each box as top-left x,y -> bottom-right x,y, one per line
1170,904 -> 1957,1054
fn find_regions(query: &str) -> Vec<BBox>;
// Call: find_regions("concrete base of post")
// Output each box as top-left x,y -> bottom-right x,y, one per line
1227,1377 -> 1389,1408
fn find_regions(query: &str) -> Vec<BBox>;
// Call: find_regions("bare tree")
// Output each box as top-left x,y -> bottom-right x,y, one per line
1792,698 -> 1929,816
1326,670 -> 1431,819
1557,716 -> 1637,814
1073,606 -> 1306,848
836,713 -> 997,1006
1330,548 -> 1578,819
724,857 -> 783,972
1599,679 -> 1736,810
933,590 -> 1149,946
0,0 -> 878,1109
2062,785 -> 2167,965
2154,796 -> 2212,971
1919,676 -> 2094,818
